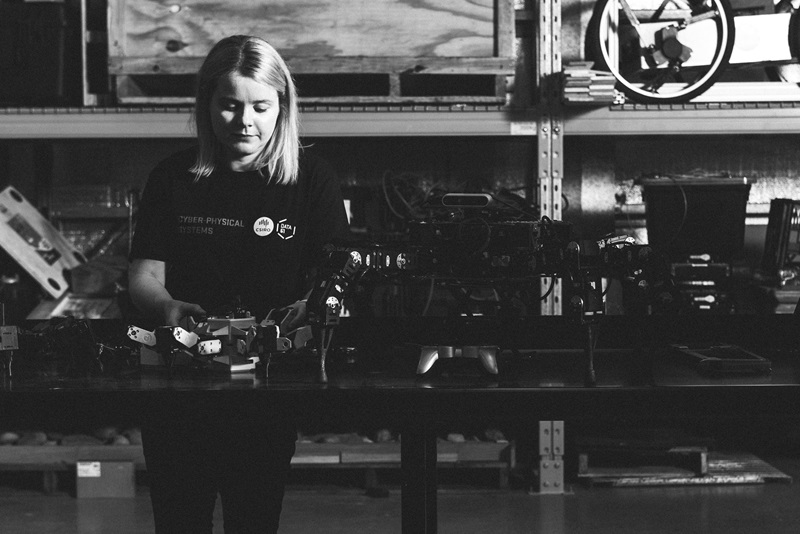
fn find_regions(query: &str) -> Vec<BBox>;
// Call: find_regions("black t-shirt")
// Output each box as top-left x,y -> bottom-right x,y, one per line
129,147 -> 349,320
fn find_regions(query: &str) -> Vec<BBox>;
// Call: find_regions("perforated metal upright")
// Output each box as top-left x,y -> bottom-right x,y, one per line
536,0 -> 566,494
538,420 -> 565,493
537,0 -> 564,318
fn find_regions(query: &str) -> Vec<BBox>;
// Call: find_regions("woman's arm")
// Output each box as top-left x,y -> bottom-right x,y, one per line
128,258 -> 206,326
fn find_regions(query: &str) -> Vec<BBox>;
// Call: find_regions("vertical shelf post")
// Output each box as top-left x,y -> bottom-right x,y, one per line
536,0 -> 566,496
537,0 -> 564,316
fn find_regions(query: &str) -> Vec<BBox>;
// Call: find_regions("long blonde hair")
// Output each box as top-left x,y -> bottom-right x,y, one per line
190,35 -> 300,184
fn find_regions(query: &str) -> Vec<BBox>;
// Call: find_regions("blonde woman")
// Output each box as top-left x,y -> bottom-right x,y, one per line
128,35 -> 348,533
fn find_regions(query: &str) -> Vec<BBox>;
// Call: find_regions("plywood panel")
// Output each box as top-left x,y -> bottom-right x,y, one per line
110,0 -> 504,70
108,0 -> 516,103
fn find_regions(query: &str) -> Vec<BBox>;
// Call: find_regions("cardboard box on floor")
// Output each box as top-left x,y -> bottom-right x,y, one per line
76,461 -> 136,498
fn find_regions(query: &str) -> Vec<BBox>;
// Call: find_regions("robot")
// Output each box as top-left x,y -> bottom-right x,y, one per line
128,195 -> 673,385
127,306 -> 293,376
303,198 -> 673,384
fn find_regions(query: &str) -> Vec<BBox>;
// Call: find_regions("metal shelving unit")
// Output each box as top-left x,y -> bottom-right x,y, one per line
4,0 -> 795,500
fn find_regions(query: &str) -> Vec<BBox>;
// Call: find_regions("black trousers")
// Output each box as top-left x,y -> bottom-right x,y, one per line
141,398 -> 297,534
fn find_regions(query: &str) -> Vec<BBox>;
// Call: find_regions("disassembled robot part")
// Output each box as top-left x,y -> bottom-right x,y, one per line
127,311 -> 293,376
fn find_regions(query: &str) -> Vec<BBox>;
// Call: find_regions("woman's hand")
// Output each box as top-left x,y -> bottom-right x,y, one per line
162,299 -> 207,328
129,259 -> 206,327
280,299 -> 307,333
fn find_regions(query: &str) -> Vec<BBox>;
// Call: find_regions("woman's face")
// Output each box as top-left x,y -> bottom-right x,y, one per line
210,73 -> 281,171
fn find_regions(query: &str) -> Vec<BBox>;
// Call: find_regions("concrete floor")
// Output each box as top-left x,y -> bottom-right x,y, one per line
2,457 -> 800,533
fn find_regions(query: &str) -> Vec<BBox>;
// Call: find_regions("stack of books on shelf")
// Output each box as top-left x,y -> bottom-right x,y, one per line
562,62 -> 619,105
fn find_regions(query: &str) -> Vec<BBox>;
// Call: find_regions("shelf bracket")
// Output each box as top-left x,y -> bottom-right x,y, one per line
538,420 -> 565,494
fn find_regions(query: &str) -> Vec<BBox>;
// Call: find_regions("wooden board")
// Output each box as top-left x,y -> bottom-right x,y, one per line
0,445 -> 145,470
107,0 -> 516,104
438,441 -> 511,463
340,443 -> 402,464
0,441 -> 511,470
109,0 -> 511,68
292,443 -> 341,465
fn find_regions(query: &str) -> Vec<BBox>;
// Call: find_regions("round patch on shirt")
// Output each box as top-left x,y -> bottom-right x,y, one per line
253,217 -> 275,237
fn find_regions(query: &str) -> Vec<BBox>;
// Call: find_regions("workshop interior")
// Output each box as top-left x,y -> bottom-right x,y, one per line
4,0 -> 800,532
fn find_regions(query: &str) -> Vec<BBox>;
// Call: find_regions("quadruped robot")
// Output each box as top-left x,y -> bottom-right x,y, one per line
128,193 -> 673,384
127,304 -> 303,377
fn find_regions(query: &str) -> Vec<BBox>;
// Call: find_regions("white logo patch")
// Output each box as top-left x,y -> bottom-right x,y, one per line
277,219 -> 296,240
253,217 -> 274,237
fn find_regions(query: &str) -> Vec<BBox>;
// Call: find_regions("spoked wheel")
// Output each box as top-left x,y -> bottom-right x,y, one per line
589,0 -> 736,104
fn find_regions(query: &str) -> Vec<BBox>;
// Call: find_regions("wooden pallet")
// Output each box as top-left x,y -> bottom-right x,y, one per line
107,0 -> 517,105
292,440 -> 512,465
292,440 -> 515,489
0,445 -> 144,494
0,440 -> 514,492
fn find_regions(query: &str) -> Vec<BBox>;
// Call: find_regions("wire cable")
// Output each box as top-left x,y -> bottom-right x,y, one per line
539,276 -> 556,301
665,175 -> 689,249
420,277 -> 436,317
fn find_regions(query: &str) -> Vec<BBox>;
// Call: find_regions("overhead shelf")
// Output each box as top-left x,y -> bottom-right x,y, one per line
565,102 -> 800,136
0,107 -> 539,139
565,82 -> 800,136
4,99 -> 800,139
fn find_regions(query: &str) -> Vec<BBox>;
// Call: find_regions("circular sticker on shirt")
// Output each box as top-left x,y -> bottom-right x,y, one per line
253,217 -> 274,237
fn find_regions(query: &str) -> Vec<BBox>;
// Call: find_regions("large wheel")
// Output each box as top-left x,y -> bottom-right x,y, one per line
766,7 -> 800,82
588,0 -> 736,104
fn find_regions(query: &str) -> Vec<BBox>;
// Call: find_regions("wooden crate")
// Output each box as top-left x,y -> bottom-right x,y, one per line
107,0 -> 517,105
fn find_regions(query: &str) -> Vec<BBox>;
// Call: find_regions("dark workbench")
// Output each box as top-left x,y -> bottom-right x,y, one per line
2,314 -> 800,533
